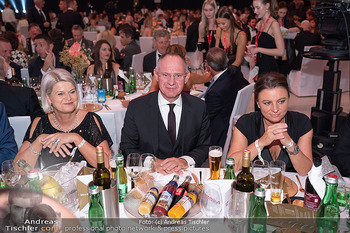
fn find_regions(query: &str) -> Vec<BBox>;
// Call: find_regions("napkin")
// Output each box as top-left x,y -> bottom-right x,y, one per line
118,69 -> 129,83
308,164 -> 326,199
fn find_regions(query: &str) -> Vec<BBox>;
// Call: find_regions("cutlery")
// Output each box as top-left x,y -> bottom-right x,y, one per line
104,103 -> 111,110
295,175 -> 305,192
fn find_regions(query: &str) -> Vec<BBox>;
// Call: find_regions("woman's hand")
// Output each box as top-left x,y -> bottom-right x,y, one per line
41,133 -> 79,158
259,123 -> 288,147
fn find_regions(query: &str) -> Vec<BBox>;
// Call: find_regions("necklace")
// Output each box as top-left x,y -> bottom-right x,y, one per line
52,111 -> 79,133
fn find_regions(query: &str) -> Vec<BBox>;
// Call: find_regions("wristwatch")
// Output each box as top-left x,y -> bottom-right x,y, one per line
286,144 -> 300,155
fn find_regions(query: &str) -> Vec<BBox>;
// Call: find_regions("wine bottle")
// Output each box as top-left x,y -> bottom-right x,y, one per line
115,153 -> 127,202
153,175 -> 179,217
304,157 -> 322,211
170,176 -> 192,208
93,146 -> 111,190
224,158 -> 235,180
103,63 -> 113,97
89,185 -> 105,231
236,150 -> 255,192
316,174 -> 340,233
248,188 -> 267,232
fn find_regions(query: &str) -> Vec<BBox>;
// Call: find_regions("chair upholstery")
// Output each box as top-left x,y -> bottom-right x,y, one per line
8,116 -> 31,149
132,52 -> 146,74
139,37 -> 154,54
170,36 -> 187,47
83,32 -> 98,41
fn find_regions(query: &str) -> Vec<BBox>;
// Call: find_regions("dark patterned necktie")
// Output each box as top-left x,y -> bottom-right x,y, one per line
168,104 -> 176,144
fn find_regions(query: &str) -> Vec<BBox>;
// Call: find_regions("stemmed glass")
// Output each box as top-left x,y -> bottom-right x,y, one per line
126,153 -> 141,189
200,183 -> 222,217
1,160 -> 20,187
251,160 -> 270,190
140,153 -> 156,173
89,83 -> 97,104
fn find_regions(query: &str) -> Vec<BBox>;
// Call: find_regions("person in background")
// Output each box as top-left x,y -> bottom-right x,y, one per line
0,37 -> 22,82
27,0 -> 51,34
26,23 -> 42,57
65,24 -> 93,50
56,0 -> 84,40
97,30 -> 121,64
56,0 -> 68,31
143,29 -> 170,74
244,15 -> 258,43
198,0 -> 217,59
0,101 -> 17,167
120,53 -> 211,174
2,31 -> 28,69
185,14 -> 200,52
215,6 -> 247,67
14,69 -> 112,169
227,72 -> 313,175
248,0 -> 284,76
98,14 -> 111,30
140,13 -> 153,37
2,1 -> 17,32
119,27 -> 141,71
309,17 -> 319,34
204,47 -> 249,148
48,28 -> 65,57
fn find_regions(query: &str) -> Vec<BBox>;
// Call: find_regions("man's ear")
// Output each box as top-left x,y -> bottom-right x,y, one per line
49,43 -> 54,52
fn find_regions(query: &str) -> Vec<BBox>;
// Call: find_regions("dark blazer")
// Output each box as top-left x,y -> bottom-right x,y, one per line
120,40 -> 141,71
120,91 -> 211,166
143,50 -> 157,73
66,38 -> 94,50
28,55 -> 66,78
25,38 -> 36,57
56,9 -> 84,40
205,66 -> 249,148
27,7 -> 51,34
185,21 -> 199,52
0,81 -> 43,120
0,101 -> 17,166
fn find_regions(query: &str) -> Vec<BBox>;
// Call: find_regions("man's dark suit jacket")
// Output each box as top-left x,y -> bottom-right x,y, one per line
120,40 -> 141,71
185,21 -> 199,52
25,38 -> 36,57
205,66 -> 249,148
120,91 -> 211,166
0,81 -> 43,120
28,55 -> 66,78
143,50 -> 157,73
27,7 -> 51,34
56,9 -> 84,40
66,38 -> 94,50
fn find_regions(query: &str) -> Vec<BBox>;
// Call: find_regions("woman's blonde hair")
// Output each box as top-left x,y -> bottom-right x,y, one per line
199,0 -> 217,38
41,69 -> 80,113
98,30 -> 116,54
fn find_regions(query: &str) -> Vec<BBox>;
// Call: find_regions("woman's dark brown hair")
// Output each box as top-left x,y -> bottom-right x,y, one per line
93,40 -> 113,75
254,72 -> 290,103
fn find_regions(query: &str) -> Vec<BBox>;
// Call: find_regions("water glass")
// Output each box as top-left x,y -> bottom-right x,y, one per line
140,153 -> 156,173
251,160 -> 270,190
1,160 -> 20,187
337,185 -> 350,209
269,160 -> 286,204
208,146 -> 222,180
200,183 -> 222,217
126,153 -> 141,187
135,73 -> 145,91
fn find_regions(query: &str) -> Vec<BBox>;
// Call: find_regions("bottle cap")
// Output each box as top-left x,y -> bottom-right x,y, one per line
116,154 -> 124,161
173,174 -> 180,180
185,176 -> 192,182
150,187 -> 159,194
254,188 -> 265,197
326,174 -> 338,184
27,169 -> 39,179
226,158 -> 235,165
89,185 -> 100,194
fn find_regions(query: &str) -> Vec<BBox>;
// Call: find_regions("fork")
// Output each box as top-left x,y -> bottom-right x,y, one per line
295,175 -> 305,192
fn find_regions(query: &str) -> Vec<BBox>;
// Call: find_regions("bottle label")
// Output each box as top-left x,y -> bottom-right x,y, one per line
175,187 -> 188,196
304,191 -> 320,211
142,191 -> 157,206
155,191 -> 173,211
98,89 -> 106,103
174,195 -> 194,212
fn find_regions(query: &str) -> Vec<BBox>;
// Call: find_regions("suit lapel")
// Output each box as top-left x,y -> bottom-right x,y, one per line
148,92 -> 161,154
174,93 -> 189,150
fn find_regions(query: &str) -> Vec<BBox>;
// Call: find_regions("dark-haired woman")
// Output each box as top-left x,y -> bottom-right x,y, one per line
227,72 -> 313,175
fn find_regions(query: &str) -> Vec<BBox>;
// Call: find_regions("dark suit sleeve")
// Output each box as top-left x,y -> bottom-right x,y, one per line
0,102 -> 18,165
28,58 -> 41,78
28,88 -> 43,120
332,114 -> 350,177
74,13 -> 85,29
185,22 -> 199,52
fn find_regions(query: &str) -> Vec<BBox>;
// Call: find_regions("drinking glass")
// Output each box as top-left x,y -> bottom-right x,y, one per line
135,73 -> 145,92
1,160 -> 20,187
126,153 -> 141,188
200,183 -> 222,217
89,83 -> 97,104
140,153 -> 156,173
270,160 -> 286,204
337,185 -> 350,213
208,146 -> 222,180
225,190 -> 249,231
251,160 -> 270,190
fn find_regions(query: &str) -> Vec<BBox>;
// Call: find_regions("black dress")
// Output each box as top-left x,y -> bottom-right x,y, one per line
202,29 -> 216,60
235,111 -> 312,172
218,30 -> 242,66
24,112 -> 113,169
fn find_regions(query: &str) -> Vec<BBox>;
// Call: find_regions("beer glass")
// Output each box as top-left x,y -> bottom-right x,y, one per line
251,160 -> 270,190
209,146 -> 222,180
200,183 -> 222,217
270,160 -> 286,204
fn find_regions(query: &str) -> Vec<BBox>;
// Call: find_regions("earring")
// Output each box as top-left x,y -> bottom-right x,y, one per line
49,104 -> 53,112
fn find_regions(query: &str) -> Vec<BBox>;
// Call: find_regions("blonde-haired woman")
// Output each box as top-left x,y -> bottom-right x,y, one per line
141,13 -> 153,37
14,69 -> 112,169
198,0 -> 217,58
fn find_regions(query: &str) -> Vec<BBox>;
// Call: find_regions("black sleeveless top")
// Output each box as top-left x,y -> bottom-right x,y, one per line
24,112 -> 113,169
218,30 -> 242,66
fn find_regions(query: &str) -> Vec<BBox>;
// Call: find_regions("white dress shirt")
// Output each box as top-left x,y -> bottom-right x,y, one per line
157,92 -> 195,167
2,7 -> 16,23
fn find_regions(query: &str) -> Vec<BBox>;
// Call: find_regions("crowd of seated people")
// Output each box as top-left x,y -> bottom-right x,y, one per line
2,0 -> 349,179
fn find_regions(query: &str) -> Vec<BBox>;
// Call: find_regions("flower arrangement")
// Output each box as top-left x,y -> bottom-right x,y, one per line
59,42 -> 93,80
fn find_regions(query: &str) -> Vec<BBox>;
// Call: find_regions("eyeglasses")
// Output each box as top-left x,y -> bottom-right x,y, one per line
158,72 -> 187,79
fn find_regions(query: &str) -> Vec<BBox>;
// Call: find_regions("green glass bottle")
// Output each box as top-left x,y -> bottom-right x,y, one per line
93,146 -> 111,190
224,158 -> 235,180
27,169 -> 42,192
89,185 -> 105,232
115,153 -> 128,203
248,188 -> 267,233
316,174 -> 340,233
129,67 -> 136,94
236,150 -> 255,192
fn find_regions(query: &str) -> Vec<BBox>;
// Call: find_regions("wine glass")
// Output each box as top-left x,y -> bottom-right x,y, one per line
140,153 -> 156,173
200,183 -> 222,217
251,160 -> 270,190
126,153 -> 141,188
1,160 -> 20,187
89,83 -> 97,104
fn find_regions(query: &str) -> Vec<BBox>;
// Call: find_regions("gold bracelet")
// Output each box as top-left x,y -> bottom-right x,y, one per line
29,143 -> 41,156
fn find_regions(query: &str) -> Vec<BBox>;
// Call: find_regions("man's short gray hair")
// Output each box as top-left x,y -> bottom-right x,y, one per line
155,53 -> 188,73
41,69 -> 80,113
153,29 -> 170,40
0,56 -> 6,78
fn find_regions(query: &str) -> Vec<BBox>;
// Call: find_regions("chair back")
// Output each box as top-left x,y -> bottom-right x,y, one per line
95,26 -> 106,32
114,36 -> 123,51
222,83 -> 255,165
139,37 -> 154,54
83,31 -> 98,41
8,116 -> 31,149
170,35 -> 187,47
131,52 -> 146,74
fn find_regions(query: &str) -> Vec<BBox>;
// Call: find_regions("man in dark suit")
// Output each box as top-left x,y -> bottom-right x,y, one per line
0,56 -> 42,121
56,0 -> 84,40
120,54 -> 211,173
25,23 -> 42,57
0,101 -> 17,167
0,37 -> 21,82
205,47 -> 249,148
244,16 -> 257,43
120,28 -> 141,71
143,29 -> 170,74
27,0 -> 51,34
185,14 -> 199,52
65,24 -> 93,50
28,34 -> 66,78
